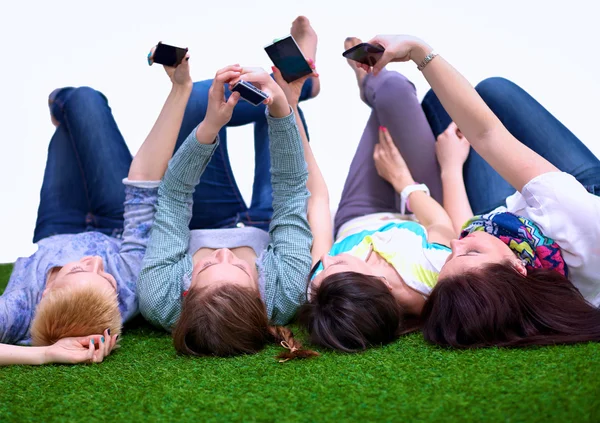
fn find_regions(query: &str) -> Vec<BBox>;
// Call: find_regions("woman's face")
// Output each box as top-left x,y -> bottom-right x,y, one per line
439,232 -> 524,279
47,256 -> 118,295
311,253 -> 376,290
191,248 -> 257,291
311,252 -> 425,313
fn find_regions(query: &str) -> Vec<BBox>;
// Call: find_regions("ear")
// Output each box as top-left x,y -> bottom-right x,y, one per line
380,276 -> 393,292
512,259 -> 528,277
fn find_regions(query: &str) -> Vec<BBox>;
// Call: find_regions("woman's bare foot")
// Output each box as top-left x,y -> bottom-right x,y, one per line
344,37 -> 368,104
291,16 -> 320,98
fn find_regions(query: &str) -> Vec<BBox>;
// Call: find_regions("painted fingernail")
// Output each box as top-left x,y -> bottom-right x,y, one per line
107,328 -> 111,336
382,127 -> 387,131
271,66 -> 276,72
115,335 -> 119,342
91,339 -> 94,345
379,126 -> 384,130
101,336 -> 105,343
147,52 -> 153,66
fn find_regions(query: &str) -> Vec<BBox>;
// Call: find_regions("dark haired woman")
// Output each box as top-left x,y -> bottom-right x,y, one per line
298,38 -> 457,352
300,35 -> 600,352
356,34 -> 600,348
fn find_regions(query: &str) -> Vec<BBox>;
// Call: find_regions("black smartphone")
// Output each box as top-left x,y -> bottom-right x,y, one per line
231,80 -> 269,106
152,42 -> 188,67
264,35 -> 313,83
342,43 -> 385,66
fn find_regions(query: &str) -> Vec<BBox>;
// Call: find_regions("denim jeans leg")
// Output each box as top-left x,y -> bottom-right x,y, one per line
34,87 -> 132,242
183,78 -> 313,230
422,78 -> 600,214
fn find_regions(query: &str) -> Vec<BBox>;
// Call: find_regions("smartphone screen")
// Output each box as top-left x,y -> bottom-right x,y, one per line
342,43 -> 385,66
153,43 -> 188,67
265,36 -> 313,83
231,81 -> 268,106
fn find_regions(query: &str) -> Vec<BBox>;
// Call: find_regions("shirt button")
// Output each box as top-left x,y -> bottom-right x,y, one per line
236,222 -> 245,228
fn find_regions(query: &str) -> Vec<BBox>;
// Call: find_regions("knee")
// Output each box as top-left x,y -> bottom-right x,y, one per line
375,72 -> 417,106
65,86 -> 109,110
380,72 -> 415,95
475,77 -> 520,101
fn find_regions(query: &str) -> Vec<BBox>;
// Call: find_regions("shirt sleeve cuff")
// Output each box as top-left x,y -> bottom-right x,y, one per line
122,178 -> 161,189
265,106 -> 295,130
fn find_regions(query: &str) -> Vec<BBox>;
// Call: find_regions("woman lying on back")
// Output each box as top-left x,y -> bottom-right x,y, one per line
137,61 -> 325,359
0,48 -> 194,364
360,34 -> 600,348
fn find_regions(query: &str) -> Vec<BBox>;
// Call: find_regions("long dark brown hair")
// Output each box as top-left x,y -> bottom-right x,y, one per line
421,262 -> 600,348
298,271 -> 421,352
173,284 -> 318,361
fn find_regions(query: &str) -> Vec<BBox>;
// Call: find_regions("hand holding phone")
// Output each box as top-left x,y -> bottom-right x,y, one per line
197,65 -> 243,143
229,67 -> 289,117
231,81 -> 269,106
265,35 -> 313,83
147,43 -> 192,87
148,42 -> 189,67
342,43 -> 385,67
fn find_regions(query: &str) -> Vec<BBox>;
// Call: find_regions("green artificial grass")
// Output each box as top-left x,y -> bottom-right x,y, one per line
0,263 -> 599,423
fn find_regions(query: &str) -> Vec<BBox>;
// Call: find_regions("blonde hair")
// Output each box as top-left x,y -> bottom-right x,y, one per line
31,283 -> 122,346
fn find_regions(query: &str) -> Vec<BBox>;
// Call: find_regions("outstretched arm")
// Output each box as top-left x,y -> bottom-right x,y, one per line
367,35 -> 558,192
127,49 -> 192,181
0,329 -> 116,366
272,66 -> 333,265
137,66 -> 242,330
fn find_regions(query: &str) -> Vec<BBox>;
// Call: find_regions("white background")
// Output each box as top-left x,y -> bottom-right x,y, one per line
1,0 -> 598,263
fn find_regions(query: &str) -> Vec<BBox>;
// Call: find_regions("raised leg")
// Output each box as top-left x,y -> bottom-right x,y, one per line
334,70 -> 442,235
34,87 -> 132,242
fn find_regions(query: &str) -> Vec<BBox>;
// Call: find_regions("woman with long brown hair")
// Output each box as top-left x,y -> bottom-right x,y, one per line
357,34 -> 600,348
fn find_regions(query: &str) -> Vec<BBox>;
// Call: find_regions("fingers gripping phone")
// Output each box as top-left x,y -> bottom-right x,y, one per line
342,43 -> 385,66
264,35 -> 313,83
151,42 -> 188,67
231,80 -> 269,106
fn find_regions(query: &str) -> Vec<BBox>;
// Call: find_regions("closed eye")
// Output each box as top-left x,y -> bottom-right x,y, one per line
67,267 -> 117,291
68,266 -> 85,274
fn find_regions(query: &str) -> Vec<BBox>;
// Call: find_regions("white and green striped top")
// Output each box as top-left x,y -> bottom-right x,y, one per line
137,109 -> 312,330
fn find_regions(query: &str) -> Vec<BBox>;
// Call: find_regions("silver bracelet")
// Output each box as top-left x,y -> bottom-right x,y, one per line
417,51 -> 438,71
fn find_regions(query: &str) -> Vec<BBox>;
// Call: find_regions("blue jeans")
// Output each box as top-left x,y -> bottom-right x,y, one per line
33,78 -> 312,242
422,77 -> 600,214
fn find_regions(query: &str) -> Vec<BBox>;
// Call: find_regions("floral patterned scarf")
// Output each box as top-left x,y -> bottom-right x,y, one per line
460,210 -> 568,276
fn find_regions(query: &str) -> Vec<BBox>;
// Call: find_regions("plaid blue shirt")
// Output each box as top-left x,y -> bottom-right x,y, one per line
137,109 -> 312,330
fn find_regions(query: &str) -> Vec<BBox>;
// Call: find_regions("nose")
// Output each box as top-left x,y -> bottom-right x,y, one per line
450,239 -> 460,251
321,254 -> 334,269
214,248 -> 235,263
82,256 -> 104,273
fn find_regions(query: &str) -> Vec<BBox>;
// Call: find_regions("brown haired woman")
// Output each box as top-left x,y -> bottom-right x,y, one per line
298,38 -> 458,352
357,34 -> 600,348
136,36 -> 325,358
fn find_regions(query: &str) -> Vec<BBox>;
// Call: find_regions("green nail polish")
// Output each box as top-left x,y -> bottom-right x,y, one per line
101,336 -> 105,343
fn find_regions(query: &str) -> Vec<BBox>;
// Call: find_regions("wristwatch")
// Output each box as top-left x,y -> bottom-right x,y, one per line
400,184 -> 430,214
